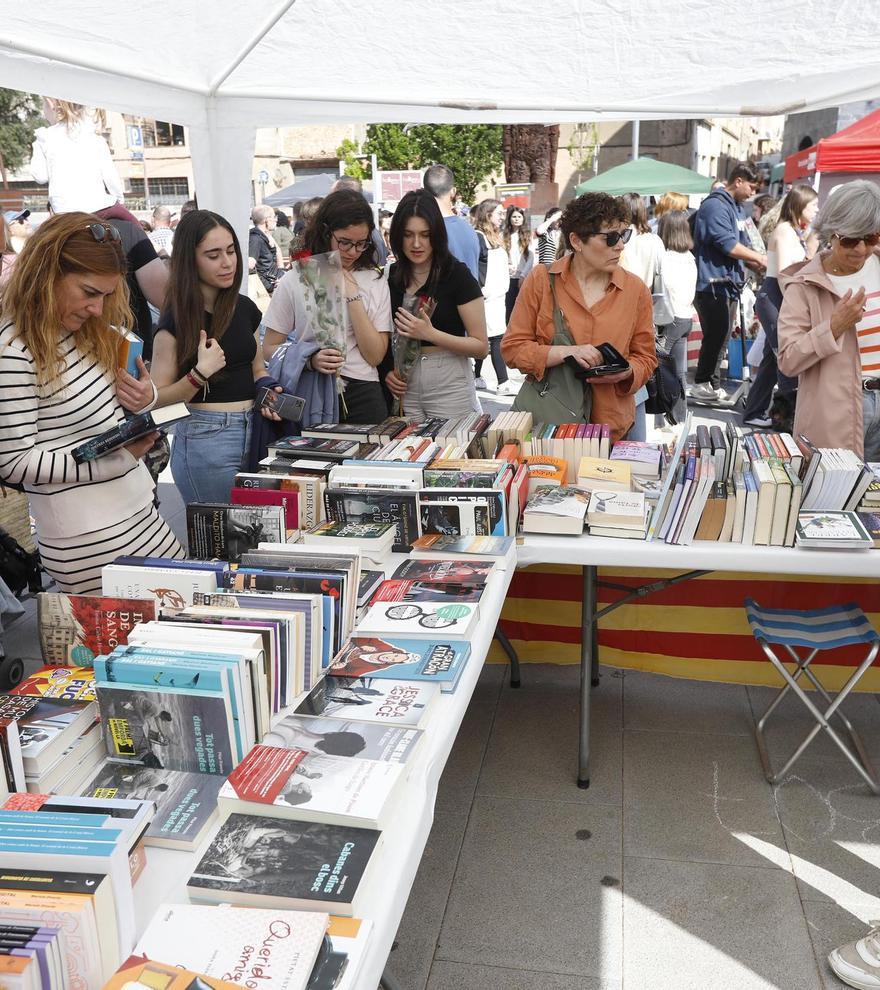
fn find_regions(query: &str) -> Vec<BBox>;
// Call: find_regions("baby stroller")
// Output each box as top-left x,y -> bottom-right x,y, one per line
0,488 -> 45,690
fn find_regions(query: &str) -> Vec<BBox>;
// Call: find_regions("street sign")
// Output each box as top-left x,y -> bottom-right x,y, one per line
128,125 -> 143,149
495,182 -> 532,210
131,151 -> 144,162
258,169 -> 270,184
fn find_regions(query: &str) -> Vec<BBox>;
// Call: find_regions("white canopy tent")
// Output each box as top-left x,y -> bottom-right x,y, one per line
3,0 -> 880,241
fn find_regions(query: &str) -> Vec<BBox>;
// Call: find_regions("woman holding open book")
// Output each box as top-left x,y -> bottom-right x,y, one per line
384,189 -> 489,420
151,210 -> 282,505
502,192 -> 657,442
0,212 -> 182,594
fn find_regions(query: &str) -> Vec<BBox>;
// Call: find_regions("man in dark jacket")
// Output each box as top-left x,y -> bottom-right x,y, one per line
248,205 -> 280,297
691,162 -> 767,401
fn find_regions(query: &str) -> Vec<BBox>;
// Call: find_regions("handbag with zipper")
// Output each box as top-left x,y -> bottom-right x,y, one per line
511,273 -> 592,424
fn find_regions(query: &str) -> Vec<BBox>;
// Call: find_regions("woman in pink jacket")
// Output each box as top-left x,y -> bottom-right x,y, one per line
777,180 -> 880,459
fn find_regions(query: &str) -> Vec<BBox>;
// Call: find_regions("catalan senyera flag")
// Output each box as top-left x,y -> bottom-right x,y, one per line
487,564 -> 880,692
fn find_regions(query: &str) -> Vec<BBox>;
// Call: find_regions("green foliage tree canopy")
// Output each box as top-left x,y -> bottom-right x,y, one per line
337,123 -> 503,203
0,88 -> 44,180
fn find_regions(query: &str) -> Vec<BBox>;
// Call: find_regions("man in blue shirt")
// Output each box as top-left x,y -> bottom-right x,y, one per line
423,163 -> 480,280
691,162 -> 767,401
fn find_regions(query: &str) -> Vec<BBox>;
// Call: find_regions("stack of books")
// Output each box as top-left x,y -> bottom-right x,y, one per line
522,485 -> 591,535
523,422 -> 611,482
0,694 -> 101,797
587,490 -> 649,539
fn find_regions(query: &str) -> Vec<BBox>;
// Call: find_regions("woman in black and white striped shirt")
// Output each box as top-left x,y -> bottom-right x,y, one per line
0,212 -> 183,594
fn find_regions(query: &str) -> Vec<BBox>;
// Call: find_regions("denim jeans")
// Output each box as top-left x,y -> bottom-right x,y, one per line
865,391 -> 880,461
657,316 -> 690,426
171,408 -> 253,506
626,386 -> 649,441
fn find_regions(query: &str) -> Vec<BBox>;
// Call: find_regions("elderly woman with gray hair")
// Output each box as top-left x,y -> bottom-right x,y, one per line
778,179 -> 880,458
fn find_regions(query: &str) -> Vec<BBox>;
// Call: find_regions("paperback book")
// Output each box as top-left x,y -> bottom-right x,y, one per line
358,600 -> 480,640
186,812 -> 380,914
71,403 -> 189,463
36,593 -> 155,665
218,743 -> 403,829
323,488 -> 420,552
329,636 -> 470,693
262,715 -> 422,764
9,665 -> 96,702
186,504 -> 286,562
295,677 -> 439,729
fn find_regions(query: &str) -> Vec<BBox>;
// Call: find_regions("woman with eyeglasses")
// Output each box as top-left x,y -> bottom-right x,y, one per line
384,189 -> 488,421
0,213 -> 183,594
151,209 -> 281,505
502,192 -> 657,442
263,190 -> 391,424
778,179 -> 880,458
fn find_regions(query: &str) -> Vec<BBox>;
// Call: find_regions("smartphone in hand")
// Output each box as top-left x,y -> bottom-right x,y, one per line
257,386 -> 305,421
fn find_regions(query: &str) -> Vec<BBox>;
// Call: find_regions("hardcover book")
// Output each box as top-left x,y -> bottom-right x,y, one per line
218,744 -> 402,829
186,813 -> 380,914
295,676 -> 439,728
186,504 -> 286,562
82,762 -> 224,851
72,403 -> 189,463
262,715 -> 422,764
134,902 -> 329,990
329,636 -> 470,692
36,593 -> 155,665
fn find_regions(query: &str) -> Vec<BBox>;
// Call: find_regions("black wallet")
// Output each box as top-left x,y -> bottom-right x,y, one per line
564,342 -> 630,380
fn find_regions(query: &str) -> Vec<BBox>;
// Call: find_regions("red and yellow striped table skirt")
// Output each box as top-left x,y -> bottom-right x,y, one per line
486,564 -> 880,692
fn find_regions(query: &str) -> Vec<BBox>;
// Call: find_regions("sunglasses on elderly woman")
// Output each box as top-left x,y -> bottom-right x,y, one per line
85,223 -> 122,243
581,228 -> 633,247
834,232 -> 880,249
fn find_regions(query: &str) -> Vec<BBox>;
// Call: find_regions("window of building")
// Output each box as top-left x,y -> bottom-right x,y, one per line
127,177 -> 190,197
123,116 -> 187,148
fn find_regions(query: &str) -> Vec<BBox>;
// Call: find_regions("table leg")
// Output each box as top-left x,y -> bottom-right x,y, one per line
579,564 -> 597,789
493,624 -> 522,688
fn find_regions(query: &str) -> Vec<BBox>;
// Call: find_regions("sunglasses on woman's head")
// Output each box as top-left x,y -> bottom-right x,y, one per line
834,232 -> 880,249
85,223 -> 121,244
581,228 -> 633,247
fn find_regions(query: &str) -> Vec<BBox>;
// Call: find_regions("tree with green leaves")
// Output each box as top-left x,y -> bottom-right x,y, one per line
0,88 -> 43,186
336,123 -> 503,203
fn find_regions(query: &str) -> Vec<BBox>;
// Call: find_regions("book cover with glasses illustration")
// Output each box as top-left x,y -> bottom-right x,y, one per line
356,599 -> 480,641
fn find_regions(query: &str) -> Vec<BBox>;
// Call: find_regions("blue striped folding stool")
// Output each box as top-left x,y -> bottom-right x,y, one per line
744,599 -> 880,794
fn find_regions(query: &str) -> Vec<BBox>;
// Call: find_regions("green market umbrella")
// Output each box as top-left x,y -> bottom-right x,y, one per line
575,158 -> 713,196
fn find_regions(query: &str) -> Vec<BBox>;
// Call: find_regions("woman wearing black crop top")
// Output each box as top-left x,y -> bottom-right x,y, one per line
151,210 -> 281,505
385,190 -> 488,420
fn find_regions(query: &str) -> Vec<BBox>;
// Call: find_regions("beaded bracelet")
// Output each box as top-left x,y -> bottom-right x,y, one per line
345,293 -> 362,304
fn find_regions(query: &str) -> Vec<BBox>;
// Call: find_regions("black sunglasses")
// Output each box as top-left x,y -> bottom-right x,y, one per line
85,222 -> 121,244
834,232 -> 880,249
580,228 -> 633,247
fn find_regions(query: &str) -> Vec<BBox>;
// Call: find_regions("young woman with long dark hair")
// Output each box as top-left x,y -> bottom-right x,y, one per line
504,204 -> 534,321
151,210 -> 279,505
0,212 -> 182,593
263,189 -> 391,423
385,190 -> 488,420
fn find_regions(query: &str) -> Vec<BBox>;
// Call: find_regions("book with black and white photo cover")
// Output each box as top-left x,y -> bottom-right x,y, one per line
95,683 -> 236,776
329,636 -> 471,693
262,714 -> 422,764
522,485 -> 590,535
358,599 -> 480,641
135,902 -> 329,990
186,812 -> 381,915
81,762 -> 225,851
71,403 -> 189,463
295,677 -> 439,729
218,744 -> 403,829
323,488 -> 420,552
795,510 -> 874,549
186,504 -> 286,562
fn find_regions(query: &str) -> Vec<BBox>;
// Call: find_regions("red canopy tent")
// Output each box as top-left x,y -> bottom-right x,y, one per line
784,108 -> 880,183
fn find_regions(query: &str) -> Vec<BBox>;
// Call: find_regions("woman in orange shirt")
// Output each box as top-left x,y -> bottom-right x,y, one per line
501,193 -> 657,441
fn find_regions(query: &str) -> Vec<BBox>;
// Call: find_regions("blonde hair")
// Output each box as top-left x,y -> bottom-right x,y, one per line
654,192 -> 688,220
49,99 -> 107,132
473,199 -> 504,248
0,212 -> 131,386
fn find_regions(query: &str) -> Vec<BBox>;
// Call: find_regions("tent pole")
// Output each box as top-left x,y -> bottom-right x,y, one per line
632,120 -> 640,161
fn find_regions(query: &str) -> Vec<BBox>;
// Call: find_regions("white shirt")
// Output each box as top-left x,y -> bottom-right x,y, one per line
660,250 -> 697,320
828,253 -> 880,380
765,222 -> 808,279
264,265 -> 392,382
148,227 -> 174,256
29,121 -> 124,214
620,229 -> 666,288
